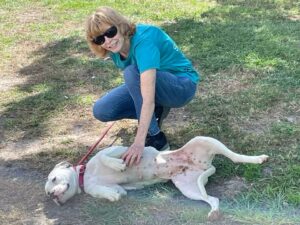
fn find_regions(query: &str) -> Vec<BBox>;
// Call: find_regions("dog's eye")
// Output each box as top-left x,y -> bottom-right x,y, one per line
52,177 -> 56,183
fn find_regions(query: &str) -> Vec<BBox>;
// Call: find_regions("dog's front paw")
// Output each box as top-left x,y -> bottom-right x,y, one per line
105,190 -> 122,202
110,158 -> 126,172
258,154 -> 269,164
101,155 -> 126,172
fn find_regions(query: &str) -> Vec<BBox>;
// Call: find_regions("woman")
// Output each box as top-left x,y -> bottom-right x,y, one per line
85,6 -> 200,166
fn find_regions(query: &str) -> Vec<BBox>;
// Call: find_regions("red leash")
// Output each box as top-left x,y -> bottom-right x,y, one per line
75,122 -> 115,191
77,121 -> 115,165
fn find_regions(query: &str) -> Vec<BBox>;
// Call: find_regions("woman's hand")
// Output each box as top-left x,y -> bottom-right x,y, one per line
122,143 -> 144,167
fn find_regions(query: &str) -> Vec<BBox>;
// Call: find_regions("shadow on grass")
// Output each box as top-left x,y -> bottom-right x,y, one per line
2,127 -> 135,175
161,2 -> 299,149
1,36 -> 120,143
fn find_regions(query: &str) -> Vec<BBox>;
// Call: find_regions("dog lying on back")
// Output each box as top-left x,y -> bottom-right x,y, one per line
45,136 -> 268,219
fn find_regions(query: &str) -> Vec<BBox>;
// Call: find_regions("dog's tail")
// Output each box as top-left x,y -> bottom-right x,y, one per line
191,136 -> 268,164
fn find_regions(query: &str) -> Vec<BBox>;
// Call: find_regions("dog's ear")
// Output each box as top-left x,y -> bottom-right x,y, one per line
55,161 -> 72,169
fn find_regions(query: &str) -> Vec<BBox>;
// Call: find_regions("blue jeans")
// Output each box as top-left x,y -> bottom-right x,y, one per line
93,65 -> 197,135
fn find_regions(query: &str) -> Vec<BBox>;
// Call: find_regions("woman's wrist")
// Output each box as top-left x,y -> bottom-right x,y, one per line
133,136 -> 146,146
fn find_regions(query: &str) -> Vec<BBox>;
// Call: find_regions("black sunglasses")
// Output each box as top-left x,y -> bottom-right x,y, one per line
92,26 -> 118,45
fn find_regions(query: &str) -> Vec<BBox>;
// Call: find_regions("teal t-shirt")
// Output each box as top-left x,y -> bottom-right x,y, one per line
110,24 -> 200,84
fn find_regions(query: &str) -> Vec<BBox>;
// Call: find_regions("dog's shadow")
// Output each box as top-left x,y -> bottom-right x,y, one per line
42,179 -> 219,224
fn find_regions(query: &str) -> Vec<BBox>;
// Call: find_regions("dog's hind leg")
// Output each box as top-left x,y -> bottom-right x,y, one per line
192,137 -> 269,164
212,139 -> 269,164
196,166 -> 220,220
171,169 -> 220,220
197,166 -> 216,199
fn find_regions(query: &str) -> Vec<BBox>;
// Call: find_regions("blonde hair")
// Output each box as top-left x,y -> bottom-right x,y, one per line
85,6 -> 136,58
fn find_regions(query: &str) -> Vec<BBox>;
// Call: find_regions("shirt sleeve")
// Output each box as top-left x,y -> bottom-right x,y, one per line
134,40 -> 160,73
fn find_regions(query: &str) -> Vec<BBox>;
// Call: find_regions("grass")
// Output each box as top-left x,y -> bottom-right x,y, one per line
0,0 -> 299,224
82,191 -> 209,225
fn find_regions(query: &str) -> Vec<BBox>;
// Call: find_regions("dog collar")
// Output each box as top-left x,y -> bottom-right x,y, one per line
77,165 -> 86,192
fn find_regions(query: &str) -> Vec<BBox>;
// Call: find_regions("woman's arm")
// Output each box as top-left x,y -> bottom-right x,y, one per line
122,69 -> 156,166
135,68 -> 156,146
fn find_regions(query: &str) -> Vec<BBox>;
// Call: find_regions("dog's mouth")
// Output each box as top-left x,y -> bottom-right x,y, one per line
49,183 -> 70,206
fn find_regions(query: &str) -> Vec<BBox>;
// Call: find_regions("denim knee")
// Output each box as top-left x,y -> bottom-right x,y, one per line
123,65 -> 140,87
93,101 -> 111,122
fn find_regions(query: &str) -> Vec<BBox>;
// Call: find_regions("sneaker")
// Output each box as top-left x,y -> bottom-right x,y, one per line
145,131 -> 170,151
154,106 -> 170,129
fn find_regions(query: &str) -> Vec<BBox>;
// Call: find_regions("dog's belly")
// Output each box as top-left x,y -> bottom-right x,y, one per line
112,163 -> 160,184
87,149 -> 162,186
153,150 -> 210,180
120,164 -> 162,186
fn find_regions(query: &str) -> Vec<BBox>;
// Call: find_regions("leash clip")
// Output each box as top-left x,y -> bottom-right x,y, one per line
78,164 -> 86,192
79,164 -> 86,175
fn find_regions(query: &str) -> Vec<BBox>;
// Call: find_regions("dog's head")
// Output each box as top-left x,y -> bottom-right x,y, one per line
45,161 -> 78,206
